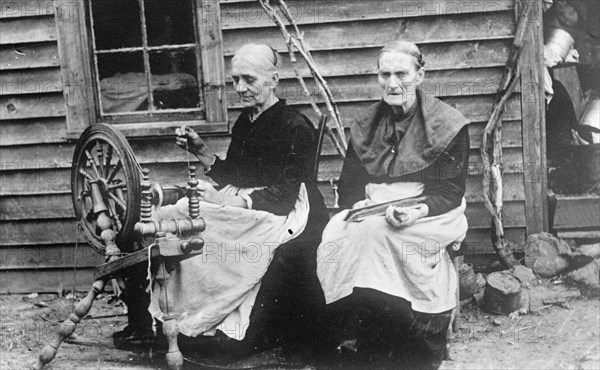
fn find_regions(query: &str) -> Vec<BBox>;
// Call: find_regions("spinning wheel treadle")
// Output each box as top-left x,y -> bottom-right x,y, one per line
71,123 -> 141,254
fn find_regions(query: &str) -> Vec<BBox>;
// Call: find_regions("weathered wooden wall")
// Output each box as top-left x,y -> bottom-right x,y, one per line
0,0 -> 533,293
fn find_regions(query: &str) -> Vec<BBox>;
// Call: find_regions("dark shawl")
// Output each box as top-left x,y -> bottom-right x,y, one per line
350,88 -> 469,178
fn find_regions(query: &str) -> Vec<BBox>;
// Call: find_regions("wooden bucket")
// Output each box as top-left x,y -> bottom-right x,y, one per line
483,271 -> 522,315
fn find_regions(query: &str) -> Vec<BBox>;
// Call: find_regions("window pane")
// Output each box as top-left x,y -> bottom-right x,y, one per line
97,52 -> 150,114
90,0 -> 142,50
150,49 -> 201,110
145,0 -> 195,47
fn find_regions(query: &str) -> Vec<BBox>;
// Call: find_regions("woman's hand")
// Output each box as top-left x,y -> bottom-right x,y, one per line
385,204 -> 429,229
352,199 -> 374,209
196,181 -> 248,208
196,181 -> 222,205
175,125 -> 215,168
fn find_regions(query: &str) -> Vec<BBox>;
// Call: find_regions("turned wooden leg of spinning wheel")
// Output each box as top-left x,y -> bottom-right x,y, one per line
34,279 -> 106,370
155,259 -> 182,370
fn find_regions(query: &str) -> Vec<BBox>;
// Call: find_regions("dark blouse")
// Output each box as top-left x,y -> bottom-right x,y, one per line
338,125 -> 470,217
206,100 -> 328,232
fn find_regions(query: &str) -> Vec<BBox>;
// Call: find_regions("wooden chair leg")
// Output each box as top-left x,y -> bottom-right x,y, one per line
155,258 -> 183,370
445,253 -> 463,361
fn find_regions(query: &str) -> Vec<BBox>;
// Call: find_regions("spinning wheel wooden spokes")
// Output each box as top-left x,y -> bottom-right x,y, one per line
71,123 -> 141,254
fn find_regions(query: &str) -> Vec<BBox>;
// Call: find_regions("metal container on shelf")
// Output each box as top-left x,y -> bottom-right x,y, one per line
544,28 -> 575,60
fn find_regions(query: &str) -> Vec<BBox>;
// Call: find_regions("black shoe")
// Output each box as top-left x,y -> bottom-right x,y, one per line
112,325 -> 156,349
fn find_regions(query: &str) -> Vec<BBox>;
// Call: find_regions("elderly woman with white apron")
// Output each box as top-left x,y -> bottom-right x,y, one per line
148,43 -> 329,360
316,40 -> 470,369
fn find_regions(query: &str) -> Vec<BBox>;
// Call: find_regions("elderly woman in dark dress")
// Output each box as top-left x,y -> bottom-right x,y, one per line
316,40 -> 470,369
149,43 -> 328,359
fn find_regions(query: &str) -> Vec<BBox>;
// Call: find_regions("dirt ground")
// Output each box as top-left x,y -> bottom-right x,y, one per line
1,288 -> 599,370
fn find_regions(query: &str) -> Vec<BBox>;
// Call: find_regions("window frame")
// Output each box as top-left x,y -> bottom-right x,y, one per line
57,0 -> 227,140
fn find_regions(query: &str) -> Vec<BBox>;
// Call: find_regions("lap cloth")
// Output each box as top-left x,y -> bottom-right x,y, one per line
148,183 -> 309,339
317,182 -> 467,314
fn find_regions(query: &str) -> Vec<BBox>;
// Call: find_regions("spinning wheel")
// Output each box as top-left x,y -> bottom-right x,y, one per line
36,123 -> 206,370
71,124 -> 141,254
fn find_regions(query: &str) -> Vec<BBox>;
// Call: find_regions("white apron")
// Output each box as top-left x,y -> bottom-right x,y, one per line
317,182 -> 467,314
148,183 -> 310,339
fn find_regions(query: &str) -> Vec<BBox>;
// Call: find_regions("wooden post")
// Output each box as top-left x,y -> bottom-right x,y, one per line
520,0 -> 549,234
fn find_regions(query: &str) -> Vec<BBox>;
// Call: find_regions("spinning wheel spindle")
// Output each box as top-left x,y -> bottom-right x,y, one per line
141,168 -> 153,223
188,166 -> 200,219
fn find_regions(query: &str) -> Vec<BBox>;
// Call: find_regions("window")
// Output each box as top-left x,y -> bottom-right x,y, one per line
58,0 -> 227,138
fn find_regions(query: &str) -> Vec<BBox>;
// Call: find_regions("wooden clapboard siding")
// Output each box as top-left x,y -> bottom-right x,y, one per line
0,0 -> 55,19
228,94 -> 524,128
0,15 -> 56,44
0,0 -> 541,293
224,67 -> 519,108
220,0 -> 514,29
0,148 -> 525,197
222,39 -> 515,77
0,42 -> 60,70
0,118 -> 67,146
0,67 -> 63,95
1,269 -> 95,294
0,1 -> 70,292
0,119 -> 523,169
0,244 -> 102,270
221,11 -> 516,53
0,93 -> 65,119
0,172 -> 527,221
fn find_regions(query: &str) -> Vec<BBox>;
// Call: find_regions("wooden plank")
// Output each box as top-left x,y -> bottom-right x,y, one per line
0,172 -> 527,221
0,269 -> 95,294
220,0 -> 514,30
0,118 -> 66,146
520,0 -> 548,234
463,227 -> 527,254
0,147 -> 525,196
465,201 -> 526,229
197,0 -> 228,123
0,194 -> 74,220
0,136 -> 230,170
0,200 -> 525,247
317,173 -> 526,208
0,118 -> 522,169
222,11 -> 516,54
0,67 -> 62,95
54,0 -> 95,133
226,68 -> 517,109
553,196 -> 600,230
314,120 -> 522,157
0,42 -> 59,70
557,230 -> 600,239
0,0 -> 54,19
223,39 -> 513,79
315,148 -> 525,182
0,93 -> 65,120
0,219 -> 86,246
0,244 -> 102,270
0,15 -> 56,44
229,94 -> 523,127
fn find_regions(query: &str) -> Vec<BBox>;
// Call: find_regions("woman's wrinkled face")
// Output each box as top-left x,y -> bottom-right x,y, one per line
378,52 -> 424,108
231,58 -> 277,109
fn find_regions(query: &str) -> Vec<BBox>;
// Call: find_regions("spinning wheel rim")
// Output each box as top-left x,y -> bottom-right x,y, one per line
71,124 -> 141,255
